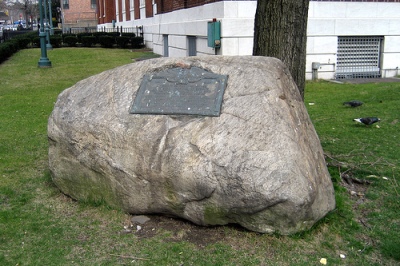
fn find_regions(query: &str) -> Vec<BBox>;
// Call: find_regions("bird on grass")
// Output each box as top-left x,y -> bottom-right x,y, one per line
343,100 -> 363,107
353,117 -> 380,126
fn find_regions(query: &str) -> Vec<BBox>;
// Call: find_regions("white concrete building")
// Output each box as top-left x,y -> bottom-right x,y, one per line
99,1 -> 400,80
307,1 -> 400,79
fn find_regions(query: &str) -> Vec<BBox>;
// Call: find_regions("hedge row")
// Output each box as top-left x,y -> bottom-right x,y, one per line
0,31 -> 144,64
0,32 -> 37,63
60,32 -> 143,48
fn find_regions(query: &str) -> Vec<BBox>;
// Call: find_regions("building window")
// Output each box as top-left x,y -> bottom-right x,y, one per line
163,35 -> 169,57
91,0 -> 96,9
63,0 -> 69,9
130,0 -> 134,19
188,36 -> 196,56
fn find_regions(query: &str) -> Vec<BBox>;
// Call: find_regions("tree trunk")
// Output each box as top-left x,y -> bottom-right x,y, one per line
253,0 -> 309,99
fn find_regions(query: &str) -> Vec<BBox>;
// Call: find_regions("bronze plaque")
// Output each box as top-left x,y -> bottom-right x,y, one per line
130,67 -> 228,116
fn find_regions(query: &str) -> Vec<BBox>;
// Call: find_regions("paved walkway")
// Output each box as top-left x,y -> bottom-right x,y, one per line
335,77 -> 400,84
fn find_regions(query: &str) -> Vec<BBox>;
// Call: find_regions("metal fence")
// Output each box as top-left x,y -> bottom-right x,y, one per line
336,36 -> 383,79
63,26 -> 143,37
1,29 -> 34,42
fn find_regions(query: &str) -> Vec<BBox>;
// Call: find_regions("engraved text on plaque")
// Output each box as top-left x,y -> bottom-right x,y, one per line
130,67 -> 228,116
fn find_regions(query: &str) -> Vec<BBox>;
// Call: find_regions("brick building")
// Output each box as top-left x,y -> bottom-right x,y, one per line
61,0 -> 97,30
97,0 -> 400,80
97,0 -> 115,25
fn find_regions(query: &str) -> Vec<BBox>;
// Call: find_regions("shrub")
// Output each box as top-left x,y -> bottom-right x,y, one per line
92,32 -> 107,43
62,34 -> 76,46
8,31 -> 38,49
32,37 -> 40,47
5,40 -> 19,53
62,33 -> 76,40
121,33 -> 136,38
17,31 -> 38,41
131,37 -> 144,49
81,36 -> 97,47
14,37 -> 32,49
98,35 -> 115,48
116,36 -> 130,48
0,41 -> 18,63
0,43 -> 11,63
63,36 -> 78,47
53,29 -> 62,36
106,32 -> 120,38
50,35 -> 62,48
77,32 -> 93,43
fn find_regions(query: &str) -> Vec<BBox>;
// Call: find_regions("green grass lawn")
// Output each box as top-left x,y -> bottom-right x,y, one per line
0,48 -> 399,265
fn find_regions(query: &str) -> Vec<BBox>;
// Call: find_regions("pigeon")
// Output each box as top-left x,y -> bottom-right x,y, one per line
343,100 -> 363,107
353,117 -> 380,125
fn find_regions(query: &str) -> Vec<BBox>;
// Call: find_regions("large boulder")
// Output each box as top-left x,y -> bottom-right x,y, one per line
48,56 -> 335,234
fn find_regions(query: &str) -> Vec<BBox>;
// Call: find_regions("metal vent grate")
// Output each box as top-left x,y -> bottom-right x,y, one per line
336,36 -> 383,79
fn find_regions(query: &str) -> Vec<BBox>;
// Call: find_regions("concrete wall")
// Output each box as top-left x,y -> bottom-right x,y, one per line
99,1 -> 400,79
307,2 -> 400,79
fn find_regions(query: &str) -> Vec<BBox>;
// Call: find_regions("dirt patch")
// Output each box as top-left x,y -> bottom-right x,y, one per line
124,215 -> 229,248
119,174 -> 373,249
340,172 -> 374,228
341,174 -> 370,199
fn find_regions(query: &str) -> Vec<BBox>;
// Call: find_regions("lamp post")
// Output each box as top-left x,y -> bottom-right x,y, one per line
37,0 -> 52,68
48,0 -> 54,35
44,0 -> 52,50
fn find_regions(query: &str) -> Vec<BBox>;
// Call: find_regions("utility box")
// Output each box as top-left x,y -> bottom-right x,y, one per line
312,62 -> 320,70
207,20 -> 221,49
311,62 -> 321,80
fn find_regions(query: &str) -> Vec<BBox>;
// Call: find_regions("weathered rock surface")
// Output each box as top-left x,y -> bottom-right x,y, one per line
48,56 -> 335,234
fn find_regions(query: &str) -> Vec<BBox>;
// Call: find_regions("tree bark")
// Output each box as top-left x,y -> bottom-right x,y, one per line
253,0 -> 309,99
